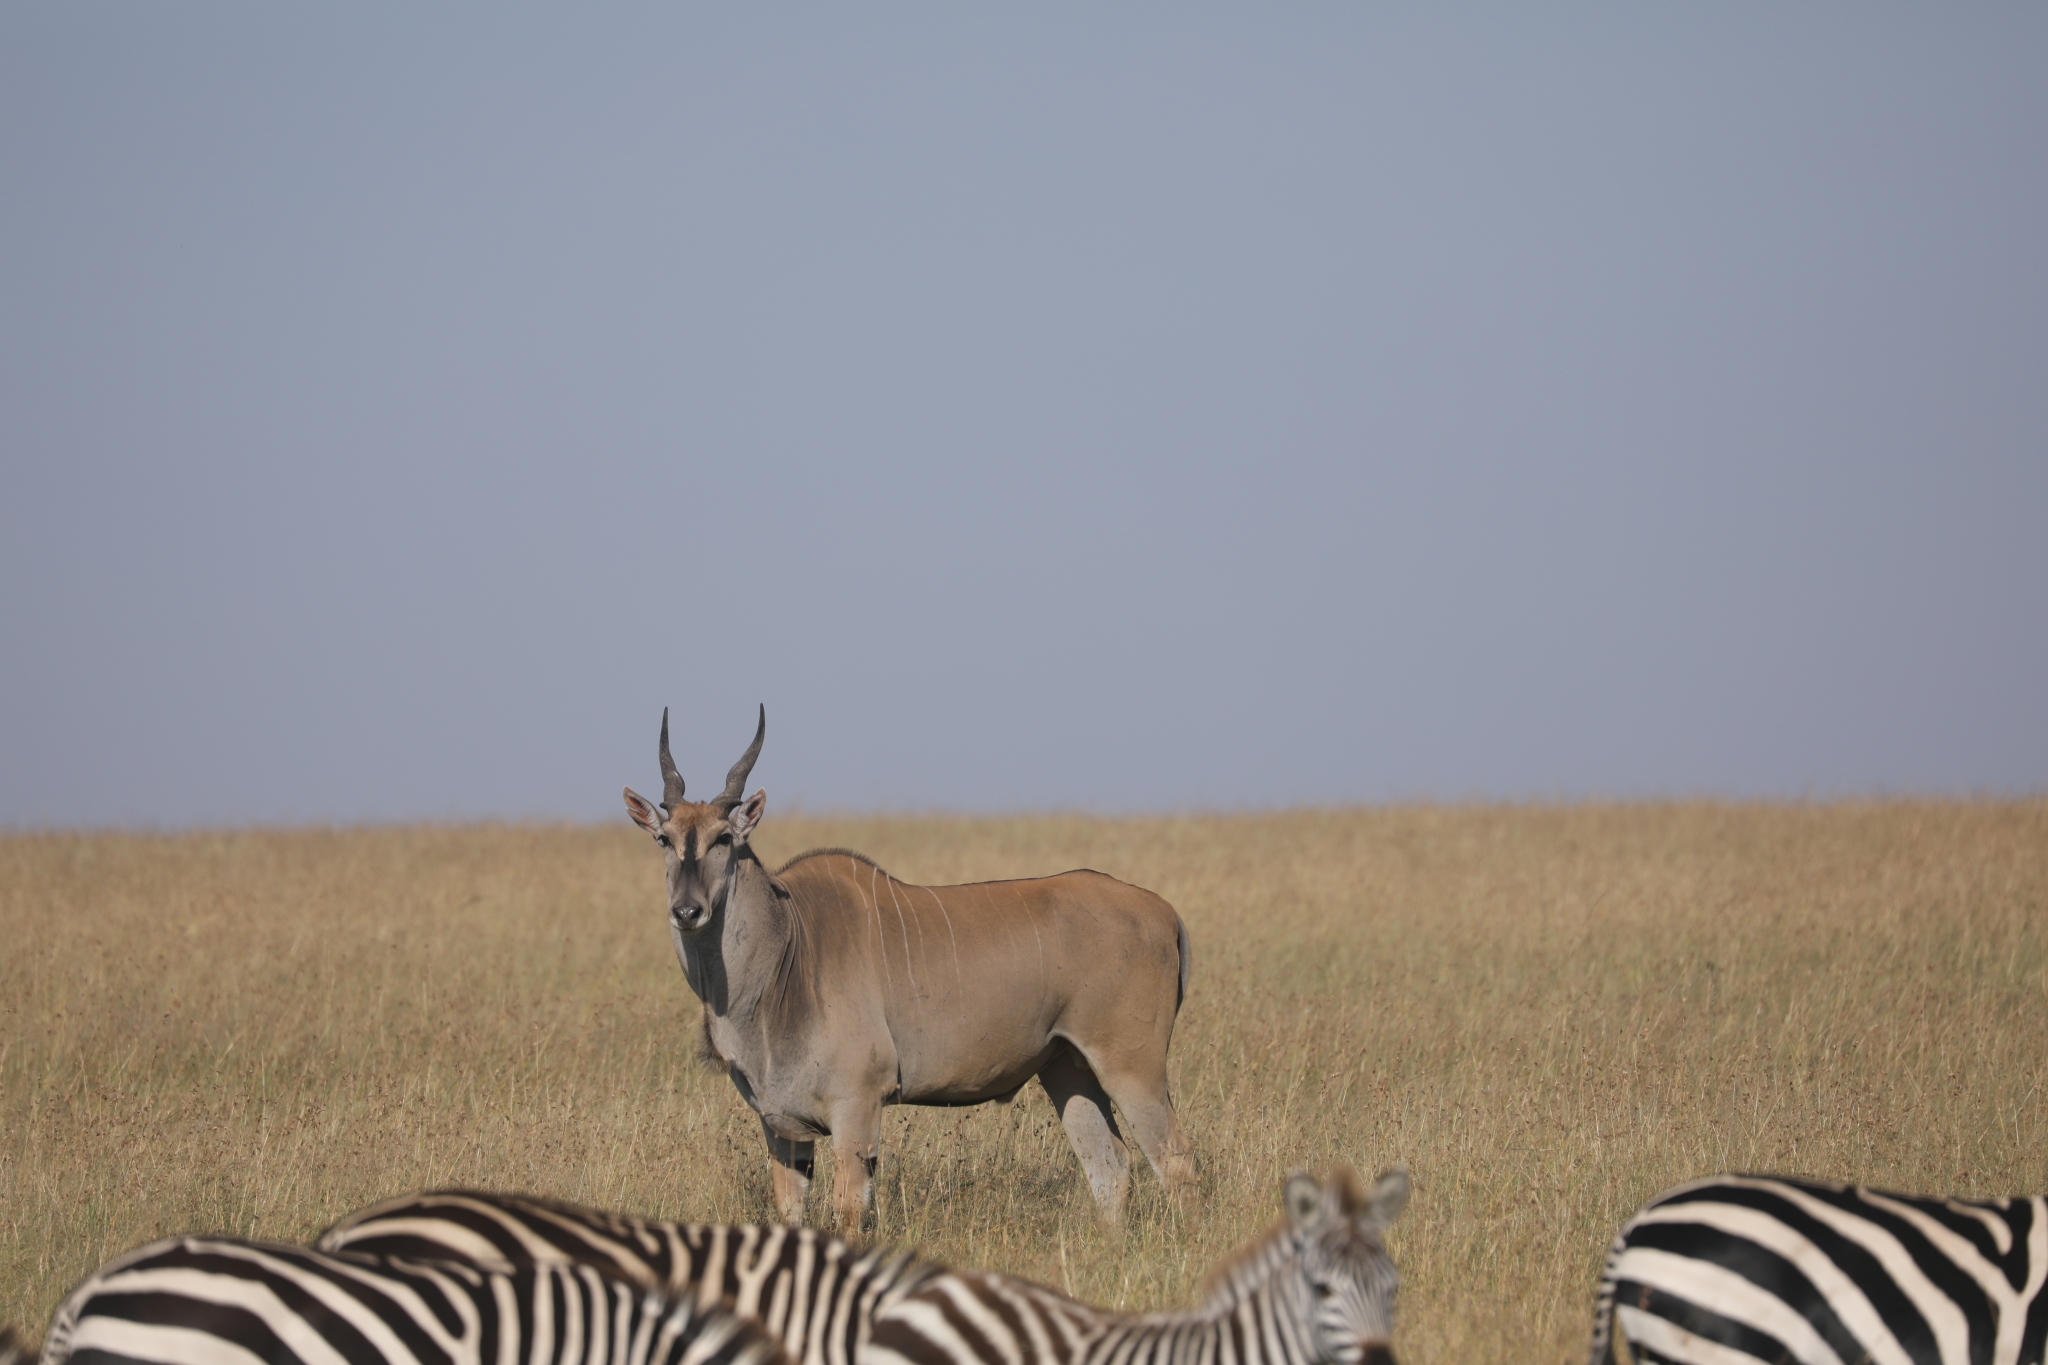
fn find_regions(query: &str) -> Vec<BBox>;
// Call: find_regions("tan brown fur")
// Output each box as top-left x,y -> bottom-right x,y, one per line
624,712 -> 1196,1230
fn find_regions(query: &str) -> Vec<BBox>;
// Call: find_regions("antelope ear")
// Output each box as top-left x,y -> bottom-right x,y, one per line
1284,1172 -> 1323,1236
1360,1165 -> 1410,1232
729,789 -> 767,844
623,787 -> 665,837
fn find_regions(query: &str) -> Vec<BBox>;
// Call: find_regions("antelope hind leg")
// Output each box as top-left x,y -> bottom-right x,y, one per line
761,1117 -> 815,1224
1079,1045 -> 1197,1195
1037,1047 -> 1131,1220
1103,1081 -> 1196,1193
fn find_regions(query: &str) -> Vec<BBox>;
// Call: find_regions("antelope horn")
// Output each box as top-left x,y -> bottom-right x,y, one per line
658,707 -> 686,810
714,704 -> 766,812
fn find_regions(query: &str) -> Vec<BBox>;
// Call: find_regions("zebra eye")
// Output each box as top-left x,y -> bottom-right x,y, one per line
1307,1277 -> 1331,1296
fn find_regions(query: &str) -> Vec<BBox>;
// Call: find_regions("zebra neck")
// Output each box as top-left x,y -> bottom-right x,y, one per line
1060,1254 -> 1315,1355
1193,1222 -> 1300,1314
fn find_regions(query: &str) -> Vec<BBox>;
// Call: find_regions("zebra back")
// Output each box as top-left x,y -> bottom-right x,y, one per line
1588,1172 -> 2048,1365
40,1233 -> 788,1365
316,1191 -> 940,1365
869,1166 -> 1408,1365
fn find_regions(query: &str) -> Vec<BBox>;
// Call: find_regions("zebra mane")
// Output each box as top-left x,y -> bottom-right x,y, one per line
864,1245 -> 950,1302
1193,1217 -> 1297,1311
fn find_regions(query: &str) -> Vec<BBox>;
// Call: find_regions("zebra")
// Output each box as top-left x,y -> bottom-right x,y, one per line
865,1165 -> 1409,1365
1588,1173 -> 2048,1365
316,1191 -> 941,1365
30,1233 -> 789,1365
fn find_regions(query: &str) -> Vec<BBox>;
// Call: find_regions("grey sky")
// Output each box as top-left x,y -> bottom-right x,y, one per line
3,5 -> 2043,826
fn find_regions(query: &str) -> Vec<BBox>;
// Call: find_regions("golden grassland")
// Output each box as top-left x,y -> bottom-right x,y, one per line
4,802 -> 2045,1363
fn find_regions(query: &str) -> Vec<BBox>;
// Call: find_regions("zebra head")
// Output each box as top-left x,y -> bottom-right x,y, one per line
623,705 -> 767,935
1284,1165 -> 1410,1365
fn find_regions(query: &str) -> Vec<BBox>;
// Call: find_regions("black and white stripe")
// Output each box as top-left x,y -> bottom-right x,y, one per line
1588,1173 -> 2048,1365
316,1192 -> 938,1365
866,1167 -> 1408,1365
37,1234 -> 787,1365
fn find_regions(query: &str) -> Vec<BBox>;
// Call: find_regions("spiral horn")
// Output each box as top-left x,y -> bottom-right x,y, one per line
658,707 -> 686,810
714,705 -> 766,813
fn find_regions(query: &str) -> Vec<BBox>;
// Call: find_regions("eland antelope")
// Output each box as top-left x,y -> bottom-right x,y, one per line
622,707 -> 1197,1230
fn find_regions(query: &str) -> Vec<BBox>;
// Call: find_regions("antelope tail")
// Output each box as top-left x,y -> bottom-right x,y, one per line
1175,916 -> 1191,1012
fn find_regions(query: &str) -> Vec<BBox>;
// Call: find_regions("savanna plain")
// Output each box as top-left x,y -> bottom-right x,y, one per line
4,802 -> 2045,1364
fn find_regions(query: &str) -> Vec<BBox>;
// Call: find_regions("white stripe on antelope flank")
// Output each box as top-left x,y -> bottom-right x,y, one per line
35,1233 -> 790,1365
317,1190 -> 940,1365
1587,1173 -> 2048,1365
866,1167 -> 1408,1365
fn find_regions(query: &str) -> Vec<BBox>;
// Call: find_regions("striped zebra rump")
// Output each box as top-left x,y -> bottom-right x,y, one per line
1588,1173 -> 2048,1365
316,1192 -> 940,1365
867,1167 -> 1409,1365
36,1234 -> 787,1365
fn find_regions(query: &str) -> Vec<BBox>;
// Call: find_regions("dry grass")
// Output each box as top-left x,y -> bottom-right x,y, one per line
4,802 -> 2045,1363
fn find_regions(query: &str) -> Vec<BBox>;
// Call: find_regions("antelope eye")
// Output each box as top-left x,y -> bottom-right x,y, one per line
656,833 -> 673,849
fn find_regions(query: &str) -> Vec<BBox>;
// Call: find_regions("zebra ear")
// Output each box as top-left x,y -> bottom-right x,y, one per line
1359,1165 -> 1410,1232
1284,1173 -> 1323,1236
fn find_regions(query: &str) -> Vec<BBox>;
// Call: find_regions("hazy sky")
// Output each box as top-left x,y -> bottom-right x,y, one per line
3,5 -> 2044,826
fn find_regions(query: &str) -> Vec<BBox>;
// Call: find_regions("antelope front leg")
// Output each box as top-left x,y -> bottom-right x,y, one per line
829,1101 -> 883,1233
760,1117 -> 815,1224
